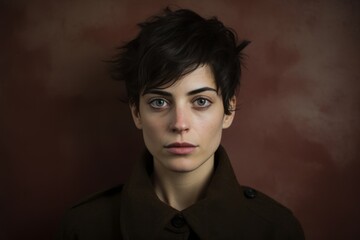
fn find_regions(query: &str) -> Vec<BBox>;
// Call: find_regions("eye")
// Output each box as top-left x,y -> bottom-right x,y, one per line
149,98 -> 169,109
193,98 -> 212,108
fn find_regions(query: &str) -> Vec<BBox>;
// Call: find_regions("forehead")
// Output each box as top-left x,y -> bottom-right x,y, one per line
145,65 -> 217,94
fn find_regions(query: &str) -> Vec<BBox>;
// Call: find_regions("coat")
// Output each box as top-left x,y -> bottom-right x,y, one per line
56,146 -> 305,239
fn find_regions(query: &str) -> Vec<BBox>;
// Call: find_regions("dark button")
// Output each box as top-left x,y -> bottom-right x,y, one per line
244,187 -> 257,199
171,214 -> 186,228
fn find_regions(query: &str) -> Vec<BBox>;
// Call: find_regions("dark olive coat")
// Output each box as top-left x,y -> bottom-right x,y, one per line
56,146 -> 305,240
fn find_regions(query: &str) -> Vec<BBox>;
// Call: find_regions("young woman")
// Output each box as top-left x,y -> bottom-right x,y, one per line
57,8 -> 304,240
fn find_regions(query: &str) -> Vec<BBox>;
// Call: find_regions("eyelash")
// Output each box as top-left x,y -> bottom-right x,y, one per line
148,97 -> 212,110
193,97 -> 212,108
148,98 -> 170,109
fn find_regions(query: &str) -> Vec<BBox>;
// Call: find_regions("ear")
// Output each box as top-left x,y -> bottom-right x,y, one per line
129,104 -> 142,129
222,96 -> 236,129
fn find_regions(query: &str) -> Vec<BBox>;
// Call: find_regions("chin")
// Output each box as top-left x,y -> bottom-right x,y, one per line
165,157 -> 204,173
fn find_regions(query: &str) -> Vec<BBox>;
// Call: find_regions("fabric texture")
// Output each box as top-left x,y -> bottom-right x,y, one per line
56,146 -> 305,240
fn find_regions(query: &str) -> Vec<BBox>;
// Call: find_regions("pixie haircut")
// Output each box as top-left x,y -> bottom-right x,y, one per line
111,8 -> 250,115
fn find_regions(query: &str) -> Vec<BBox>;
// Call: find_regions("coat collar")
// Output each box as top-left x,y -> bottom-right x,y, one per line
120,145 -> 248,239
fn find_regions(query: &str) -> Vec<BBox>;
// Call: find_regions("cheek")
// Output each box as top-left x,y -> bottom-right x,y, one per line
142,116 -> 167,143
196,111 -> 225,134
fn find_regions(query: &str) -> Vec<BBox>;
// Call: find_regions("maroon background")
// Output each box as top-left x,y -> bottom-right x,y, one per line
1,0 -> 360,239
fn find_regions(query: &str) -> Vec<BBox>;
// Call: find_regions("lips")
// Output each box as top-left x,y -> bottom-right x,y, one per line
164,142 -> 197,155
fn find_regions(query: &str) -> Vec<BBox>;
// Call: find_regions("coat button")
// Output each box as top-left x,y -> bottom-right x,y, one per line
244,187 -> 257,199
171,214 -> 186,228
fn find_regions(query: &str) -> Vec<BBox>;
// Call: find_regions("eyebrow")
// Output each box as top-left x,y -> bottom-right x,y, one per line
143,87 -> 217,97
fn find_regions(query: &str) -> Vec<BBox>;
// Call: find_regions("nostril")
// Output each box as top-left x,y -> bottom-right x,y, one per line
171,126 -> 189,133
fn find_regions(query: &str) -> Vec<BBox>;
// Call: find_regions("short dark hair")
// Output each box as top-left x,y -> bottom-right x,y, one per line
111,7 -> 250,115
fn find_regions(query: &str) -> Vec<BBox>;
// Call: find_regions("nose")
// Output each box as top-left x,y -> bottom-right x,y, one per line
169,105 -> 190,133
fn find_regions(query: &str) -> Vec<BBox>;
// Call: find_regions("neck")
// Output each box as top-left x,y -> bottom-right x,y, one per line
152,157 -> 214,211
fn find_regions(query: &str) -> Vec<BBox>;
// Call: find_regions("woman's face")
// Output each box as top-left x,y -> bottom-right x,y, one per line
131,65 -> 235,173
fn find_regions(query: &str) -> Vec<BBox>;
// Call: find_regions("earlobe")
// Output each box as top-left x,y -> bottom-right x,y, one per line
130,104 -> 142,129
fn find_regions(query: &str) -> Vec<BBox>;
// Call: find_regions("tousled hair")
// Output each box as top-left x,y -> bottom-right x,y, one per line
111,7 -> 250,115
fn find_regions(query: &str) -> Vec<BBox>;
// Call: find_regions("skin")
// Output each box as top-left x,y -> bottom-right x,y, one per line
130,65 -> 236,210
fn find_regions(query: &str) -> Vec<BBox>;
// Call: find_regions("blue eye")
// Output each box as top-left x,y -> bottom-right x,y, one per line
149,99 -> 169,109
194,98 -> 211,108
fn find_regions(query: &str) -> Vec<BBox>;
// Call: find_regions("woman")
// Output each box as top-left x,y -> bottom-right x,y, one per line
57,8 -> 304,240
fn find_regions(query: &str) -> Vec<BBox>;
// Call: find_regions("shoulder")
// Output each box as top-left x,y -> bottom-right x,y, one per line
239,185 -> 305,239
71,184 -> 124,209
56,185 -> 124,239
66,184 -> 124,219
240,185 -> 292,220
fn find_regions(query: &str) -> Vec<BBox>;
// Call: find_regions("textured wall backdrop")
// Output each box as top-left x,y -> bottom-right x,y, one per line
1,0 -> 359,239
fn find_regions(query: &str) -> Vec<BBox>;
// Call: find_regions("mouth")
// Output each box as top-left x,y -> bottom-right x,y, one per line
164,142 -> 197,155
